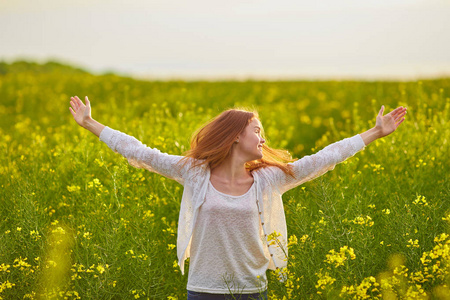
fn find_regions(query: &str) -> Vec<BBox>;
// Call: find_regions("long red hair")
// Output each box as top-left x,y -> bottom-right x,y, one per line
179,108 -> 295,176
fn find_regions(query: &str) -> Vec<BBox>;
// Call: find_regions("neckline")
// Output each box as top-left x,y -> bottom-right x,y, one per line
208,180 -> 255,198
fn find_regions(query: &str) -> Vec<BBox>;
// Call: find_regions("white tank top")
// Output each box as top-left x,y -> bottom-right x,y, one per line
186,181 -> 269,294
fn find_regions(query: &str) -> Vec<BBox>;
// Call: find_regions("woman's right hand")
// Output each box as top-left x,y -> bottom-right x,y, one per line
70,96 -> 92,128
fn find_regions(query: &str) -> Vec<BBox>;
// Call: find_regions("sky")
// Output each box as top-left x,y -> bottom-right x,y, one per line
0,0 -> 449,80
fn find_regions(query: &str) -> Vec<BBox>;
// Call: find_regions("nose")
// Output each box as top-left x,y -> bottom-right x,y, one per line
260,138 -> 265,144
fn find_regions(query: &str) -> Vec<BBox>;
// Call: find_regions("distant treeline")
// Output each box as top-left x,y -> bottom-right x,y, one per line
0,60 -> 90,75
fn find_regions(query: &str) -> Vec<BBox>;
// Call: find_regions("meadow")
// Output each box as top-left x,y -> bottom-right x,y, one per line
0,61 -> 449,299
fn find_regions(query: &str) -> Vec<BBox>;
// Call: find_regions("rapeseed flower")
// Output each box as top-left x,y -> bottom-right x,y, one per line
325,246 -> 356,268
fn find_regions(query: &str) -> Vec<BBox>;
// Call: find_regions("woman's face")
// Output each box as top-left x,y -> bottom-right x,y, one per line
236,118 -> 265,161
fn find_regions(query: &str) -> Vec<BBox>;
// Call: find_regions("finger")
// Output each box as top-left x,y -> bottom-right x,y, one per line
85,96 -> 90,106
70,97 -> 78,109
378,105 -> 385,117
69,107 -> 76,117
395,110 -> 407,120
70,100 -> 78,110
394,106 -> 405,114
388,106 -> 404,117
388,106 -> 400,114
395,117 -> 405,128
392,110 -> 405,119
396,113 -> 405,122
70,100 -> 79,111
394,106 -> 406,115
75,96 -> 84,107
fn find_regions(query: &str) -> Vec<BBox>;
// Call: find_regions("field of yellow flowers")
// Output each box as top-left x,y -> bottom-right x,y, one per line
1,61 -> 449,299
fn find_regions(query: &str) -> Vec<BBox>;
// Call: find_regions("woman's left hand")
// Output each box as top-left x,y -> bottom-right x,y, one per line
375,105 -> 407,137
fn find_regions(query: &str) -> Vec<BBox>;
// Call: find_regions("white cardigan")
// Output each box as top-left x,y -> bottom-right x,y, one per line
99,126 -> 366,276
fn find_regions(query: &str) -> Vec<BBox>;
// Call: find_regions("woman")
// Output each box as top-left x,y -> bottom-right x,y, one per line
69,96 -> 406,299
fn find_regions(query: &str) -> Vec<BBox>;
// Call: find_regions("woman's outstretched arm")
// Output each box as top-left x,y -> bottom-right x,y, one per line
69,96 -> 190,185
69,96 -> 105,137
265,105 -> 407,194
360,105 -> 407,146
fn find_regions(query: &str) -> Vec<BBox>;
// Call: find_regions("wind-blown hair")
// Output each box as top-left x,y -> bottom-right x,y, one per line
179,108 -> 295,176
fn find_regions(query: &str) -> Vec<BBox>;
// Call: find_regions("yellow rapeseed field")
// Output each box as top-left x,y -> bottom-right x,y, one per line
0,61 -> 449,299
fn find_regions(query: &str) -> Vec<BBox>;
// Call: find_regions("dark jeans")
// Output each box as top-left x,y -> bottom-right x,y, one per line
187,290 -> 268,300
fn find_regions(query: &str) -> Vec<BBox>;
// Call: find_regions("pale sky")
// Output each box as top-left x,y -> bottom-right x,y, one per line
1,0 -> 449,80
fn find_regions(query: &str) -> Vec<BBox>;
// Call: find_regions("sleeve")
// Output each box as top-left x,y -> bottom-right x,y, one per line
99,126 -> 189,185
269,134 -> 366,194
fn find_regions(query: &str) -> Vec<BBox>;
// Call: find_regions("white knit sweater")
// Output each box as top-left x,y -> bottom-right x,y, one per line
99,126 -> 366,278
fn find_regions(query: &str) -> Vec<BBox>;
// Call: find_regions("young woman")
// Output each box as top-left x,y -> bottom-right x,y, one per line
69,96 -> 406,299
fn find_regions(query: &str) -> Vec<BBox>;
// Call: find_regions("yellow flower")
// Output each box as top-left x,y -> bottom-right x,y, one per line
13,257 -> 31,270
368,163 -> 384,174
52,227 -> 66,235
30,230 -> 41,241
413,195 -> 428,206
315,270 -> 336,291
0,263 -> 10,272
143,210 -> 155,219
300,235 -> 309,243
434,233 -> 449,243
407,239 -> 420,248
351,215 -> 374,227
66,185 -> 81,192
96,265 -> 105,274
288,235 -> 298,247
267,231 -> 282,241
325,246 -> 356,267
0,280 -> 15,292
